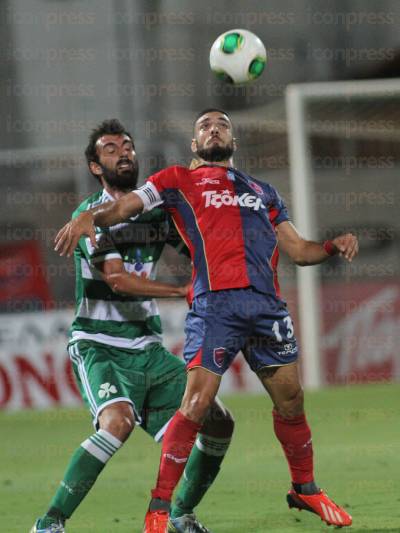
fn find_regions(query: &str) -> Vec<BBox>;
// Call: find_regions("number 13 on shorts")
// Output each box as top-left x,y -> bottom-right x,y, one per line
272,316 -> 294,343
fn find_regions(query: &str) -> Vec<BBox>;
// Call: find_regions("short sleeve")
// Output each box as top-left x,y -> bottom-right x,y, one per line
268,186 -> 290,227
146,166 -> 184,209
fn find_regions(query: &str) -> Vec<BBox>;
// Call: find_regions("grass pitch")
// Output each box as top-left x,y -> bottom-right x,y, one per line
2,383 -> 400,532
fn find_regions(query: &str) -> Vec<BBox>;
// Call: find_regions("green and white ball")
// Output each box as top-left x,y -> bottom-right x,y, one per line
209,29 -> 267,84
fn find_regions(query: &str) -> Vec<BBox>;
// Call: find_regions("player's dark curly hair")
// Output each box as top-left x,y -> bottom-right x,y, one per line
85,118 -> 134,180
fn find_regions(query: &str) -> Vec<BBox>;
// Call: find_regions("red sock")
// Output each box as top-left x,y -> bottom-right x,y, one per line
151,410 -> 201,502
272,410 -> 314,484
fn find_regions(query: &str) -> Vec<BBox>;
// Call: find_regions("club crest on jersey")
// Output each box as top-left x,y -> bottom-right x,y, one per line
248,180 -> 264,196
195,177 -> 221,186
213,347 -> 227,368
202,190 -> 266,211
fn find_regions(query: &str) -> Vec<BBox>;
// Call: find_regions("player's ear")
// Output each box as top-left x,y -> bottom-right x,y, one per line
191,138 -> 197,154
233,137 -> 238,152
90,161 -> 102,177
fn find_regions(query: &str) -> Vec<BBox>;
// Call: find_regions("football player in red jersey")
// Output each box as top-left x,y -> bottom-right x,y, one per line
56,109 -> 358,531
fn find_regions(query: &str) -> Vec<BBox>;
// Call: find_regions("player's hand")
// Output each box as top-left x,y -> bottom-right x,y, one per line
180,281 -> 194,307
178,281 -> 192,299
54,211 -> 97,257
332,233 -> 359,262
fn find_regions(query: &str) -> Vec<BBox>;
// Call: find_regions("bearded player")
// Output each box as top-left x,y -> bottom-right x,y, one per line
32,119 -> 234,533
55,110 -> 358,530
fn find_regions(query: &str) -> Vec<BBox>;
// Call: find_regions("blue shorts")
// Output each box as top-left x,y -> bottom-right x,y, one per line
184,287 -> 298,375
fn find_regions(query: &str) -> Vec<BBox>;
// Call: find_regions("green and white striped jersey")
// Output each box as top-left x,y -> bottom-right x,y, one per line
69,188 -> 185,350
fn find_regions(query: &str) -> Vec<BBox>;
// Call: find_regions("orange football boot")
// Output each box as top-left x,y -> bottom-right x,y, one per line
143,509 -> 169,533
287,489 -> 352,527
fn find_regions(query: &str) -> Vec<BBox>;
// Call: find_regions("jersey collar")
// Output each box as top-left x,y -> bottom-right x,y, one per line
101,188 -> 115,203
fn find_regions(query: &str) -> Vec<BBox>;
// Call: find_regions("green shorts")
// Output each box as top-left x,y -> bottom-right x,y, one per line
68,340 -> 187,441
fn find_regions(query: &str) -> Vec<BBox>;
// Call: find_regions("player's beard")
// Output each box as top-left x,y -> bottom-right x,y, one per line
100,158 -> 139,191
196,140 -> 234,163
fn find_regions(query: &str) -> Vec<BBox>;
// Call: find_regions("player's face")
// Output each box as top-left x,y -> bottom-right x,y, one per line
192,112 -> 235,162
94,134 -> 139,190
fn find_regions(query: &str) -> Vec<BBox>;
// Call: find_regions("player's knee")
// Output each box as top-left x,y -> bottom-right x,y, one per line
98,404 -> 135,441
276,387 -> 304,418
101,413 -> 134,441
181,391 -> 214,423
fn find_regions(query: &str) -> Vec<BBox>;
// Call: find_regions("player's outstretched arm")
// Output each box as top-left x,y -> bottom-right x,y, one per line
276,220 -> 359,265
54,192 -> 144,257
100,256 -> 190,298
109,273 -> 190,298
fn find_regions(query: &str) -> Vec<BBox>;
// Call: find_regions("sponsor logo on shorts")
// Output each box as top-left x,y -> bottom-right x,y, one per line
98,382 -> 117,399
213,346 -> 227,368
202,190 -> 266,211
277,342 -> 297,356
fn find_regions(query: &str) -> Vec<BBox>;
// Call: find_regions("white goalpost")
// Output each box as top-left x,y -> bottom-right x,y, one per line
285,78 -> 400,389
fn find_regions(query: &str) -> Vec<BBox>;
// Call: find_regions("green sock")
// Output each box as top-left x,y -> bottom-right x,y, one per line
170,433 -> 231,519
38,429 -> 122,526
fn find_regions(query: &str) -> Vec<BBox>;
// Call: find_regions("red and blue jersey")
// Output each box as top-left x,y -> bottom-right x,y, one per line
139,164 -> 289,299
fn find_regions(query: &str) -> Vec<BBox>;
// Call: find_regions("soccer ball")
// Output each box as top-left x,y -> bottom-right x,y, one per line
209,29 -> 267,84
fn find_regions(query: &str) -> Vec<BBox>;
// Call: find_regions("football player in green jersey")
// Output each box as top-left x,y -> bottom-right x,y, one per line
31,119 -> 234,533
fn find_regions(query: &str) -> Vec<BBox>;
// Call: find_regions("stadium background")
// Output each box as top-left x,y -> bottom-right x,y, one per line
0,1 -> 399,531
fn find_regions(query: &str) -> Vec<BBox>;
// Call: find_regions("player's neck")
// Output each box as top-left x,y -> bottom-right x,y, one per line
198,157 -> 234,168
102,183 -> 129,201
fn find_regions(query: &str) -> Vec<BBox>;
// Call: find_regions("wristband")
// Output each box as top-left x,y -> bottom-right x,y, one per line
323,240 -> 337,256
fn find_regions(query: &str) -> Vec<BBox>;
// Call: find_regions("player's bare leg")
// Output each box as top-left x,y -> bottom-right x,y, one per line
200,395 -> 234,437
258,361 -> 304,418
258,362 -> 352,527
181,368 -> 222,423
98,401 -> 135,441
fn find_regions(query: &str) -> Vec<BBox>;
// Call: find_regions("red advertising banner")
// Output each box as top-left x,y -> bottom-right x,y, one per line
0,241 -> 52,312
321,282 -> 400,385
